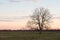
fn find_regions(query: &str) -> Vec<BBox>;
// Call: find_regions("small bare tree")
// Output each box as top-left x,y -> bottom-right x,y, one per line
27,7 -> 51,33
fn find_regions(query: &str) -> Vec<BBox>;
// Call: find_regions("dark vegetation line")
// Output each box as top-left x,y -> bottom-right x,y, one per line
0,30 -> 60,32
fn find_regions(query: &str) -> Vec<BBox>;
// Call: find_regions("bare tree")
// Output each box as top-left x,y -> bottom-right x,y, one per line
27,7 -> 51,32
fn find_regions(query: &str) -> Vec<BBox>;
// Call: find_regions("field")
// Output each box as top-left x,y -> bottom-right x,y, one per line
0,30 -> 60,40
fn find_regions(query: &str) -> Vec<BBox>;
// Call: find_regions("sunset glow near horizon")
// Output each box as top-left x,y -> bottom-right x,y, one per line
0,0 -> 60,30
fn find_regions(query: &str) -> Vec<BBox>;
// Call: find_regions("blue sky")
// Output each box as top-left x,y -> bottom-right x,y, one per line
0,0 -> 60,18
0,0 -> 40,17
0,0 -> 60,17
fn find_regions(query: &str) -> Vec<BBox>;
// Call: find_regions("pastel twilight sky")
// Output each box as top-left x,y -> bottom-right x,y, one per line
0,0 -> 60,30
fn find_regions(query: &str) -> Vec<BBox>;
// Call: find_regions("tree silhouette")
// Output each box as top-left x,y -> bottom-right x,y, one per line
27,7 -> 51,33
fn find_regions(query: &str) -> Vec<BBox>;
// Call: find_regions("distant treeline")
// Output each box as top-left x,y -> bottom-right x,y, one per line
0,30 -> 60,32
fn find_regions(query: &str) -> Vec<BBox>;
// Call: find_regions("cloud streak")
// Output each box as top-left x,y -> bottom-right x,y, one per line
9,0 -> 40,2
0,15 -> 60,22
0,16 -> 29,22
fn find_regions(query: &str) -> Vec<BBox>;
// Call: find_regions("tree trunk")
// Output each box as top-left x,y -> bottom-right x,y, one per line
38,22 -> 42,34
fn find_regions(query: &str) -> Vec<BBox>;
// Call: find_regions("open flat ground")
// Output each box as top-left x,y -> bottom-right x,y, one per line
0,30 -> 60,40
